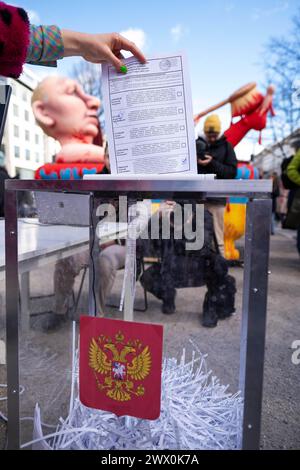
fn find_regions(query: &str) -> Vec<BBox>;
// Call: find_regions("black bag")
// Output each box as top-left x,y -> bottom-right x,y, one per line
281,156 -> 299,190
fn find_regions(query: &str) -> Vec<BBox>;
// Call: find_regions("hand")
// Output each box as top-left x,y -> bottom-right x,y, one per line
159,200 -> 176,214
198,155 -> 213,166
61,30 -> 146,71
158,201 -> 177,227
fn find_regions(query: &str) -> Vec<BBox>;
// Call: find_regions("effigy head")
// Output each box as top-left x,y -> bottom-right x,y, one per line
31,76 -> 101,143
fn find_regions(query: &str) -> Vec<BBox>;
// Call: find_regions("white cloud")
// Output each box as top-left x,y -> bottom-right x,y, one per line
170,24 -> 189,43
251,1 -> 289,21
27,9 -> 41,24
119,28 -> 147,57
170,24 -> 183,43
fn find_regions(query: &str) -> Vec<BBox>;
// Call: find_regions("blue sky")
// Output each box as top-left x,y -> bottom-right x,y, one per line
17,0 -> 299,157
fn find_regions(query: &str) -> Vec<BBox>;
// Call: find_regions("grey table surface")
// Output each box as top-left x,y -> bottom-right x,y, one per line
0,219 -> 128,272
0,219 -> 89,270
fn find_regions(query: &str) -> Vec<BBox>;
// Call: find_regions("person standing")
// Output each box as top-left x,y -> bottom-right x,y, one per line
196,115 -> 238,256
271,172 -> 280,235
287,148 -> 300,255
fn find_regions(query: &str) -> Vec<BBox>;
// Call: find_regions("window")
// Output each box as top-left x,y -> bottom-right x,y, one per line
14,126 -> 19,138
25,149 -> 30,160
25,130 -> 30,141
14,146 -> 20,159
24,110 -> 29,121
35,134 -> 39,145
13,104 -> 18,117
22,90 -> 27,102
35,152 -> 39,162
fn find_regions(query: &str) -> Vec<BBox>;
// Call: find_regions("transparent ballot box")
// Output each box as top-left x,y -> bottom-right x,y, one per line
3,178 -> 272,450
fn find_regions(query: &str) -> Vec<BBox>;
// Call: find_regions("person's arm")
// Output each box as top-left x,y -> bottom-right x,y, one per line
60,31 -> 146,71
28,29 -> 147,72
0,1 -> 146,79
287,151 -> 300,187
207,143 -> 238,179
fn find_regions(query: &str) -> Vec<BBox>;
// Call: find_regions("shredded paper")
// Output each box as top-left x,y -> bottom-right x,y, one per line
25,339 -> 242,450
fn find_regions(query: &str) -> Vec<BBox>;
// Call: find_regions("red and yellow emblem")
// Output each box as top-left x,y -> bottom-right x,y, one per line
89,331 -> 151,402
80,317 -> 163,419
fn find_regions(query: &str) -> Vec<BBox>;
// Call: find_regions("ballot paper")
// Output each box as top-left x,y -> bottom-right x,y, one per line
102,53 -> 197,176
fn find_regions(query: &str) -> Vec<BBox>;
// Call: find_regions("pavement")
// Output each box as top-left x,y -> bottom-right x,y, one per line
0,226 -> 299,450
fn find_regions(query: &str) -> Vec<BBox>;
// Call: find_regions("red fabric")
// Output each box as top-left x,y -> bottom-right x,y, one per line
35,163 -> 105,180
79,316 -> 163,420
0,2 -> 30,78
224,110 -> 268,148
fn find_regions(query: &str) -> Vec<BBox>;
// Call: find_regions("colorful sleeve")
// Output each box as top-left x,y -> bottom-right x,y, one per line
26,25 -> 64,67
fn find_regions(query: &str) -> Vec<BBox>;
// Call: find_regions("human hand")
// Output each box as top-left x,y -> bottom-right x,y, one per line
198,155 -> 212,166
61,30 -> 146,72
159,200 -> 176,214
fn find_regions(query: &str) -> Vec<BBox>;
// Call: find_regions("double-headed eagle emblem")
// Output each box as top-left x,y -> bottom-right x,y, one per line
89,331 -> 152,402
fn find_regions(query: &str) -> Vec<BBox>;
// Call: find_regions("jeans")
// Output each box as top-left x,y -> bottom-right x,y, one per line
54,244 -> 126,316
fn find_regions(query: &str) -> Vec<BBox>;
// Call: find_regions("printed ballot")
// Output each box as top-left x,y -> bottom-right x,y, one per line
102,54 -> 197,175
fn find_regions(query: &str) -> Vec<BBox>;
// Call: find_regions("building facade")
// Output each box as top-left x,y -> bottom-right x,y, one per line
253,128 -> 300,176
1,67 -> 59,178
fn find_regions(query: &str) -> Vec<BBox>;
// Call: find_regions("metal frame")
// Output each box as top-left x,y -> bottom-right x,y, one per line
0,85 -> 12,147
4,178 -> 272,450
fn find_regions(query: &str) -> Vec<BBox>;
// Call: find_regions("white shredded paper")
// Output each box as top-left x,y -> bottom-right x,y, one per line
26,344 -> 243,450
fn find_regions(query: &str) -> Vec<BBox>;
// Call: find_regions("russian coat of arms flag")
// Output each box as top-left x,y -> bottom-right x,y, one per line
79,316 -> 164,420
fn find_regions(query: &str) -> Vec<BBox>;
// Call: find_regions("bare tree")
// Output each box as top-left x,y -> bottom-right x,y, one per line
264,9 -> 300,141
72,60 -> 105,128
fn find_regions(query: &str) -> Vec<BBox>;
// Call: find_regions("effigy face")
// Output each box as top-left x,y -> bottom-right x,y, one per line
32,77 -> 100,142
32,76 -> 105,171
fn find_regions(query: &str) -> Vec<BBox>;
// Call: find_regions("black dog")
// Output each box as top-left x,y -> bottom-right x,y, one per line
139,207 -> 236,327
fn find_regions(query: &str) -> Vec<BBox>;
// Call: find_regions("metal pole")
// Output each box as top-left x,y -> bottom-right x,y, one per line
123,198 -> 136,322
89,194 -> 101,316
239,198 -> 272,450
5,189 -> 20,450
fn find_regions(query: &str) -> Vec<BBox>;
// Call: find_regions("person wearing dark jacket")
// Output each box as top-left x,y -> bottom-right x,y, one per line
196,114 -> 237,256
286,149 -> 300,255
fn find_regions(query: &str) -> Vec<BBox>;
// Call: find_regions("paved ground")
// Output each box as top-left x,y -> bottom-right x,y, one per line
0,227 -> 299,450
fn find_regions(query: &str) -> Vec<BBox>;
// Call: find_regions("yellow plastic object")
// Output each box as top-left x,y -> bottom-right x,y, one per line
151,202 -> 161,215
224,203 -> 246,260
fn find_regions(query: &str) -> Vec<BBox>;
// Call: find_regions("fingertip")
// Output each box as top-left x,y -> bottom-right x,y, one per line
119,64 -> 128,74
134,51 -> 147,64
